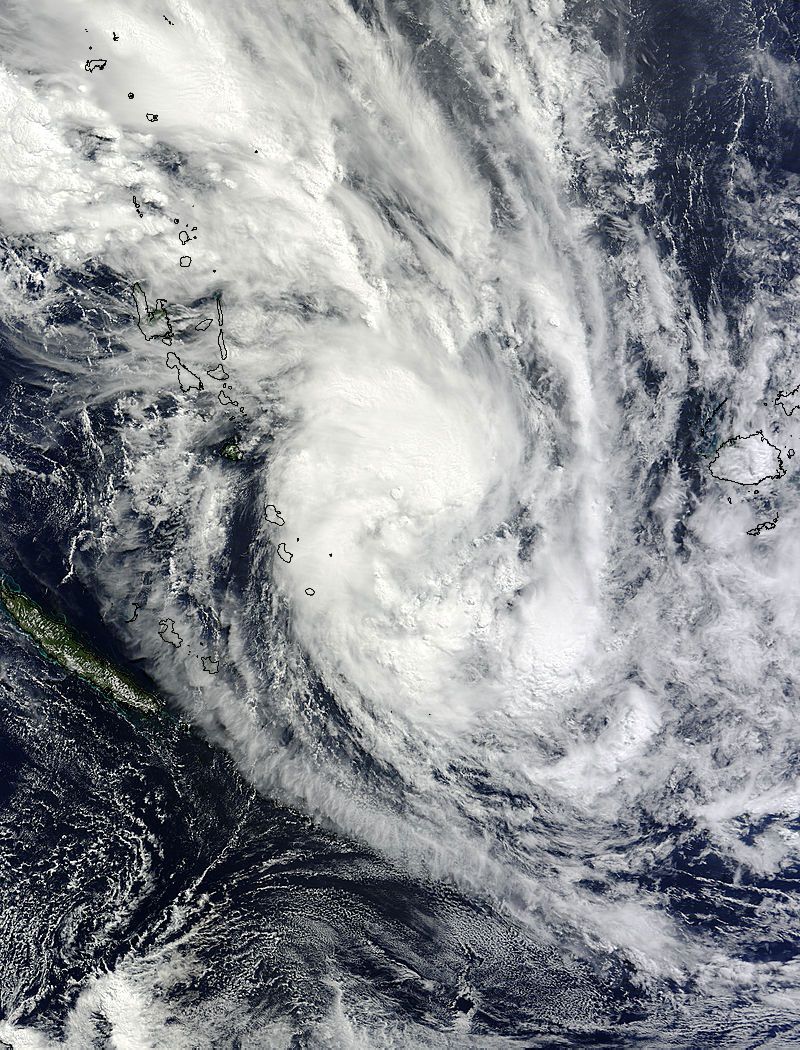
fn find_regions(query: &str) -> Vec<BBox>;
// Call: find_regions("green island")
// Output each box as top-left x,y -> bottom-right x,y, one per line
221,439 -> 243,461
0,577 -> 160,715
131,282 -> 172,342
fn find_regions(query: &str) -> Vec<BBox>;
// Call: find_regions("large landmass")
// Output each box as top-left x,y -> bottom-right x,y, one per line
0,577 -> 160,715
708,431 -> 785,486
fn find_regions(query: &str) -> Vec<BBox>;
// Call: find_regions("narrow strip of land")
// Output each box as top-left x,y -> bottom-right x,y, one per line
0,578 -> 160,715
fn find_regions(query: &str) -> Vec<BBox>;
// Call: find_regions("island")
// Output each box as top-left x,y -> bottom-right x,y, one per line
166,351 -> 203,393
708,431 -> 786,486
131,283 -> 172,341
747,516 -> 779,537
158,618 -> 183,648
776,383 -> 800,417
221,439 -> 243,461
0,577 -> 159,715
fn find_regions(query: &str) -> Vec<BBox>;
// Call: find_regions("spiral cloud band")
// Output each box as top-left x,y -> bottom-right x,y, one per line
0,0 -> 798,1046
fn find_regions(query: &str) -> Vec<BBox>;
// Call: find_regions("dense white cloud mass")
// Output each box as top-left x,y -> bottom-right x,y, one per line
0,0 -> 799,1045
